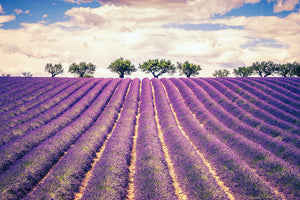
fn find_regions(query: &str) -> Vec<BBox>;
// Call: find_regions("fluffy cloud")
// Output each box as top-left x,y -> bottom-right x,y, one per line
0,1 -> 299,77
269,0 -> 299,12
0,15 -> 15,25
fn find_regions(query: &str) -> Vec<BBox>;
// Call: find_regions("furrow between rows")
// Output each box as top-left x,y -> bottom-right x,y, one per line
0,79 -> 123,199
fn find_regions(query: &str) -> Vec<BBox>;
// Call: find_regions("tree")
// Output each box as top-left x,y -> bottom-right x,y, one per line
68,62 -> 96,78
1,73 -> 11,77
177,61 -> 201,77
22,72 -> 33,77
139,59 -> 176,78
277,63 -> 291,77
233,66 -> 253,77
45,63 -> 64,77
290,61 -> 300,77
251,61 -> 278,77
108,57 -> 136,78
212,69 -> 230,77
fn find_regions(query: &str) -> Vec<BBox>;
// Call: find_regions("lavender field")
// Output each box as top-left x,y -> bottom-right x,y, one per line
0,77 -> 299,200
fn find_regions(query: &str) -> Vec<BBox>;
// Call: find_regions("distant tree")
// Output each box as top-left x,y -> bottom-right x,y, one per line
177,61 -> 202,77
290,61 -> 300,77
108,57 -> 136,78
68,62 -> 96,78
277,63 -> 292,77
139,59 -> 176,78
251,61 -> 278,77
212,69 -> 230,77
1,73 -> 11,77
233,66 -> 253,77
83,74 -> 94,78
45,63 -> 64,77
22,72 -> 33,77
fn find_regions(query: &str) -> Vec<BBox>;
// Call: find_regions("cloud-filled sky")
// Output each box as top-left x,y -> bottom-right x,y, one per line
0,0 -> 299,78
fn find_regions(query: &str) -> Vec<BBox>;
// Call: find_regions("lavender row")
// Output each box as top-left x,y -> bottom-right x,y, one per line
0,78 -> 78,124
242,78 -> 300,107
217,78 -> 300,127
164,78 -> 287,199
199,78 -> 300,148
205,78 -> 299,132
0,78 -> 113,174
134,78 -> 177,200
0,77 -> 52,106
0,78 -> 125,199
253,78 -> 300,101
0,78 -> 90,131
170,78 -> 300,199
25,78 -> 134,200
81,78 -> 138,199
184,78 -> 300,167
0,79 -> 99,147
0,77 -> 39,97
269,78 -> 300,94
0,77 -> 30,94
228,78 -> 300,118
152,78 -> 230,200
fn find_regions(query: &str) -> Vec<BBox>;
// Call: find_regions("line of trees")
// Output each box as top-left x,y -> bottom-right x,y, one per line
233,61 -> 300,77
41,58 -> 202,78
2,60 -> 299,78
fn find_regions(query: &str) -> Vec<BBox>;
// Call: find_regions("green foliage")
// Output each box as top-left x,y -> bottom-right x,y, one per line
108,57 -> 136,78
68,62 -> 96,78
139,59 -> 176,78
1,73 -> 11,77
83,74 -> 94,78
290,61 -> 300,77
177,61 -> 201,77
212,69 -> 230,77
277,63 -> 291,77
233,66 -> 253,77
251,61 -> 278,77
22,72 -> 33,77
45,63 -> 64,77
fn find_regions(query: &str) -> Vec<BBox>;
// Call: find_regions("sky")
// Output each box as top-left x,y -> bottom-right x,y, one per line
0,0 -> 299,78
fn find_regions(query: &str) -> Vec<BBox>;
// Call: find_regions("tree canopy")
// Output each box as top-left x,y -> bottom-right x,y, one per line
45,63 -> 64,77
108,57 -> 136,78
177,61 -> 201,77
22,72 -> 33,77
251,61 -> 278,77
290,62 -> 300,77
212,69 -> 230,77
233,66 -> 253,77
68,62 -> 96,78
139,59 -> 176,78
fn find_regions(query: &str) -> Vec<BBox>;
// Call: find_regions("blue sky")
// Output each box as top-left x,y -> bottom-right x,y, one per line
0,0 -> 299,77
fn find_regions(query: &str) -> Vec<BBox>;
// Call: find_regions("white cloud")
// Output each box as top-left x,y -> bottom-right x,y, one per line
0,4 -> 4,14
0,1 -> 299,77
269,0 -> 299,12
0,15 -> 15,24
25,10 -> 30,14
42,14 -> 48,19
14,9 -> 23,15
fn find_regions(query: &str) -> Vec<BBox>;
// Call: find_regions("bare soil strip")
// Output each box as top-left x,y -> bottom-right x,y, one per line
74,83 -> 127,200
151,82 -> 187,200
162,83 -> 235,200
171,82 -> 287,200
27,150 -> 68,196
126,82 -> 141,200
